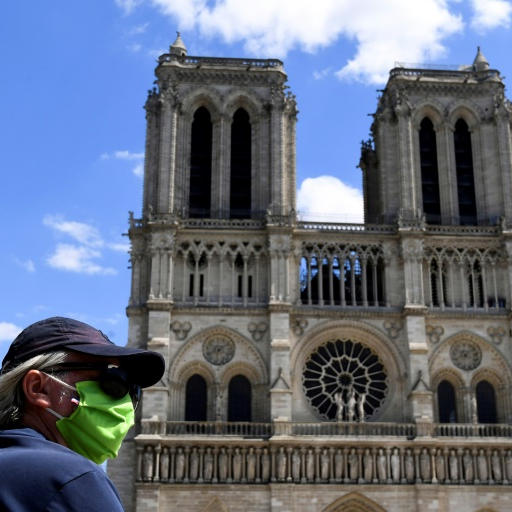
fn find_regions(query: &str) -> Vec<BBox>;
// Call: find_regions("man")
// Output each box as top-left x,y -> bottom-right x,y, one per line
0,316 -> 165,511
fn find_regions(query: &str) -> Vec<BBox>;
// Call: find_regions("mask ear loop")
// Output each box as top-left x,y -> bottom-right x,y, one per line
42,373 -> 81,418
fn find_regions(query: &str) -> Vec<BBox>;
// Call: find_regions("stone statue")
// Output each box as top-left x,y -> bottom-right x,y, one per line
246,448 -> 256,481
347,388 -> 356,422
292,450 -> 301,480
477,450 -> 488,481
391,448 -> 400,482
142,446 -> 154,482
233,448 -> 242,481
204,448 -> 214,481
436,451 -> 445,482
420,448 -> 431,481
405,449 -> 415,481
277,448 -> 287,481
463,451 -> 473,481
218,448 -> 228,481
160,447 -> 169,482
306,449 -> 315,480
358,393 -> 366,422
261,449 -> 270,481
175,448 -> 185,481
363,449 -> 373,482
335,391 -> 344,421
377,449 -> 387,481
349,448 -> 359,480
491,450 -> 502,481
189,448 -> 199,480
471,394 -> 478,423
449,450 -> 458,481
216,392 -> 223,421
505,451 -> 512,482
334,450 -> 344,480
321,450 -> 330,480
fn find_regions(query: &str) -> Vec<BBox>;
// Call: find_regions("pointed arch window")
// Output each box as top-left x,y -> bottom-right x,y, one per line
437,380 -> 457,423
419,118 -> 441,224
185,374 -> 208,421
189,107 -> 212,218
230,108 -> 251,219
454,119 -> 477,225
228,375 -> 252,422
476,380 -> 497,423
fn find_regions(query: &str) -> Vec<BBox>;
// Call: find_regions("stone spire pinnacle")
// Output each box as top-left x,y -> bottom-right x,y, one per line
170,31 -> 187,56
473,46 -> 489,71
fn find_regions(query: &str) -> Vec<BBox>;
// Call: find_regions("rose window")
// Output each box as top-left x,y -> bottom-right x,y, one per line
302,338 -> 388,421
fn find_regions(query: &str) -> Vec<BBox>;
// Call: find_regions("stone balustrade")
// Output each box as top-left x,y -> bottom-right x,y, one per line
135,442 -> 512,486
141,420 -> 512,439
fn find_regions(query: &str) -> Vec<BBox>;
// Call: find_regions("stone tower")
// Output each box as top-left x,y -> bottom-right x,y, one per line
109,41 -> 512,512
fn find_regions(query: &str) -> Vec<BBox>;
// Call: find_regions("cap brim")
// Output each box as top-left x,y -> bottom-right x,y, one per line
66,343 -> 165,388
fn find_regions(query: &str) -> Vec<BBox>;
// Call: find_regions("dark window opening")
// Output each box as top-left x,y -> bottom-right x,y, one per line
248,275 -> 253,298
190,107 -> 212,218
476,380 -> 497,423
454,119 -> 477,225
228,375 -> 252,422
189,274 -> 194,297
185,374 -> 207,421
230,108 -> 251,219
419,118 -> 441,224
438,380 -> 457,423
237,275 -> 243,297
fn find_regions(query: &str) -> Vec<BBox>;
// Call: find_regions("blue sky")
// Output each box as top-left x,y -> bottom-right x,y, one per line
1,0 -> 511,361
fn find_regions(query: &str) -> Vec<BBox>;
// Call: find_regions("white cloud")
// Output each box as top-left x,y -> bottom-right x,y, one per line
135,0 -> 464,84
108,242 -> 131,252
313,68 -> 333,80
297,176 -> 364,223
46,244 -> 116,276
127,22 -> 150,35
102,150 -> 144,177
470,0 -> 512,32
0,322 -> 22,342
14,258 -> 35,273
43,215 -> 103,248
43,215 -> 121,275
115,0 -> 144,15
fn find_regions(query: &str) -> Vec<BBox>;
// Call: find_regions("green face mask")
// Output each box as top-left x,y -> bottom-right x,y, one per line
47,380 -> 135,464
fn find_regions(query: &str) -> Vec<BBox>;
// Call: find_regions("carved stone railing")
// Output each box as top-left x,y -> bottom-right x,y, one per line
134,440 -> 512,486
295,221 -> 395,234
435,423 -> 512,438
158,54 -> 284,70
140,421 -> 511,439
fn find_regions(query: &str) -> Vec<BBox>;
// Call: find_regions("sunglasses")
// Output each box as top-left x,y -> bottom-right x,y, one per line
45,362 -> 142,411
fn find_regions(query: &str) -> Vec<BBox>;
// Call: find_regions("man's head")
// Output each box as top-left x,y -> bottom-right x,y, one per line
0,317 -> 165,460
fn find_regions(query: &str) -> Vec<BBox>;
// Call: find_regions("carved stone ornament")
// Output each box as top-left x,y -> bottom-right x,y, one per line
203,337 -> 235,365
171,321 -> 192,341
426,325 -> 444,344
450,340 -> 482,371
487,326 -> 506,345
248,322 -> 267,341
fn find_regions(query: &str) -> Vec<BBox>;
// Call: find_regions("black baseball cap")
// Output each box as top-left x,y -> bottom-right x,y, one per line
1,317 -> 165,388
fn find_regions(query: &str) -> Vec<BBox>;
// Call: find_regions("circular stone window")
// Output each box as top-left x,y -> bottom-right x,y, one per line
302,338 -> 388,421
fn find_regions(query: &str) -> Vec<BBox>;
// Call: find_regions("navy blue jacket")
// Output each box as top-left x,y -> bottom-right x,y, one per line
0,428 -> 124,511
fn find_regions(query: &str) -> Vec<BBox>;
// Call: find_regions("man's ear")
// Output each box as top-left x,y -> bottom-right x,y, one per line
22,370 -> 52,408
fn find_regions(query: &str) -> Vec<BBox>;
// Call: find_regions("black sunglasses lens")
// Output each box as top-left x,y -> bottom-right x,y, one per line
100,368 -> 141,411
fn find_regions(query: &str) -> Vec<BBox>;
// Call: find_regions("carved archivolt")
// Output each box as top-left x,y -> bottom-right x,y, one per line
446,102 -> 482,130
175,361 -> 216,385
431,367 -> 465,391
321,492 -> 387,512
471,367 -> 508,390
169,326 -> 267,384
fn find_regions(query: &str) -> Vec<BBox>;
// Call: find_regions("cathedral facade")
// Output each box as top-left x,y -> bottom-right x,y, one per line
108,36 -> 512,512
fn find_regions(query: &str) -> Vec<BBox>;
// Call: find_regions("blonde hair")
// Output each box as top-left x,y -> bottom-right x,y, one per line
0,351 -> 68,428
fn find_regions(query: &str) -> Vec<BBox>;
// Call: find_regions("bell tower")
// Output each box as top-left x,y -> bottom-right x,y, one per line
142,33 -> 298,221
360,48 -> 512,227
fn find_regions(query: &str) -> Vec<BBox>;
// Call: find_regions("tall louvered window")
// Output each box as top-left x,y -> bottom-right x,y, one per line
190,107 -> 212,218
230,108 -> 251,218
454,119 -> 477,225
419,118 -> 441,224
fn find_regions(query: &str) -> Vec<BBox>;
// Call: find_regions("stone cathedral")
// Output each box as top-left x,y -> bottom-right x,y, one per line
108,35 -> 512,512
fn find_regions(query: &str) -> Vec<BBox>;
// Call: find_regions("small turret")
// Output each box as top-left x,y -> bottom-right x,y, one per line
170,32 -> 187,57
473,46 -> 489,72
